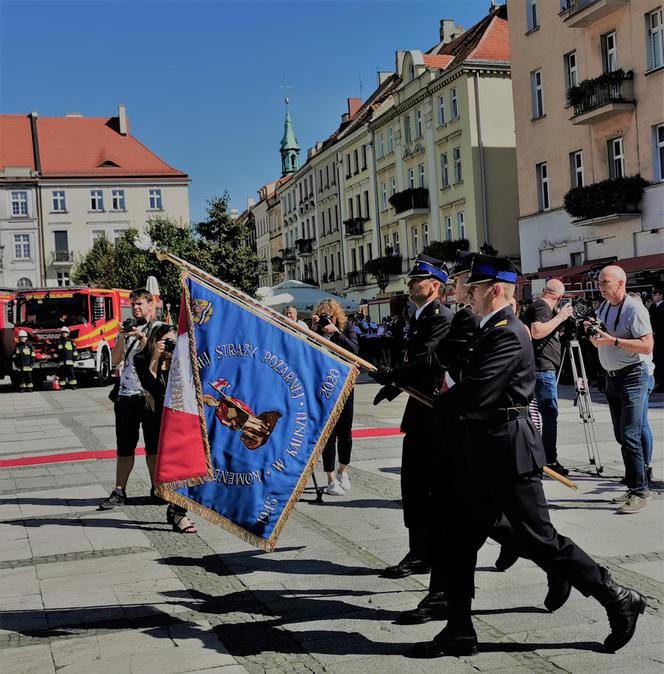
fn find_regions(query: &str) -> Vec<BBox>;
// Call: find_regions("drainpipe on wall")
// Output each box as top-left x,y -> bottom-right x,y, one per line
473,73 -> 489,247
28,112 -> 46,286
369,129 -> 383,258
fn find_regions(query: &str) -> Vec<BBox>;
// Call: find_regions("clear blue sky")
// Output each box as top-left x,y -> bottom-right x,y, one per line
1,0 -> 491,223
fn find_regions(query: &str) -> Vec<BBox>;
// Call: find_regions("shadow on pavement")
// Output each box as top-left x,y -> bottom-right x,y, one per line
0,497 -> 103,507
2,516 -> 167,532
159,552 -> 379,577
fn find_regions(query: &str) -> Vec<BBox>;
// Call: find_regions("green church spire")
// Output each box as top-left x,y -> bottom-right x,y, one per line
280,97 -> 300,176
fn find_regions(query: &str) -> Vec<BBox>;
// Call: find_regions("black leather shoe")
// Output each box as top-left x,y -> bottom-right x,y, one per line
381,557 -> 431,579
603,585 -> 647,652
494,546 -> 519,572
405,625 -> 478,658
544,573 -> 572,612
547,461 -> 569,476
396,593 -> 448,624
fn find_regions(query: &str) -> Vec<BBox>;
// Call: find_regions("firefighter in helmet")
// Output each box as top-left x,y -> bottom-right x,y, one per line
13,330 -> 35,392
57,326 -> 79,390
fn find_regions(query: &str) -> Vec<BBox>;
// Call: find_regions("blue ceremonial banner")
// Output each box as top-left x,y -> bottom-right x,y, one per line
157,273 -> 358,550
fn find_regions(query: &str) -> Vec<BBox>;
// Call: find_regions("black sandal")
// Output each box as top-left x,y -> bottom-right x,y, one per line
166,504 -> 176,524
172,513 -> 197,534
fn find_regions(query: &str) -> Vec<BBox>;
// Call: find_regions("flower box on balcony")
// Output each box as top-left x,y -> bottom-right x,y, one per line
563,174 -> 648,223
388,187 -> 429,215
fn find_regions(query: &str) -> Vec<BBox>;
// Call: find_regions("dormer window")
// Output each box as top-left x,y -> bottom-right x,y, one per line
99,159 -> 120,168
408,62 -> 415,81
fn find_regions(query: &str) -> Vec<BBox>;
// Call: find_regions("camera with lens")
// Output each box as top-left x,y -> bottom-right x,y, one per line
318,313 -> 333,328
163,337 -> 176,353
584,317 -> 607,338
122,317 -> 138,334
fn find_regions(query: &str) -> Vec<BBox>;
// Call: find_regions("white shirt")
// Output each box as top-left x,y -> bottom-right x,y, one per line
479,304 -> 511,329
415,298 -> 436,321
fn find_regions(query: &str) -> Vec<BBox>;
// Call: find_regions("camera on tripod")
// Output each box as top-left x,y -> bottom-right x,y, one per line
560,299 -> 605,342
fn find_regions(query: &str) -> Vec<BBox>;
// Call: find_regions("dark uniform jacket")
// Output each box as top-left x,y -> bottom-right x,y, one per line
400,299 -> 452,434
57,338 -> 78,365
434,305 -> 545,477
14,342 -> 35,370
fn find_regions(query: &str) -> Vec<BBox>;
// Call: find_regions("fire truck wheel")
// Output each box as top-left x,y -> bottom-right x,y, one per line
96,350 -> 111,387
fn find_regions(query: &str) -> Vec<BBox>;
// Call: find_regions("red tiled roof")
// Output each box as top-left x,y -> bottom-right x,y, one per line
36,116 -> 187,178
468,16 -> 510,62
422,54 -> 454,69
0,115 -> 35,170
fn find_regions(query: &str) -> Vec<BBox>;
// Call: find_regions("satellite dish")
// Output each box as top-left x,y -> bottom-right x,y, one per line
146,275 -> 160,296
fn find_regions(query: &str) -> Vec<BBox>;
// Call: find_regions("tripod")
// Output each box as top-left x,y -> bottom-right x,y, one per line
558,339 -> 603,473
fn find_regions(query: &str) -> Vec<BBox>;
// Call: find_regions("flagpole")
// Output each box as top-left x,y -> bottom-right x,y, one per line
138,239 -> 575,490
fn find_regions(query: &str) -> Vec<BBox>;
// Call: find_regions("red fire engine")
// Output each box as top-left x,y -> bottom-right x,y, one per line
8,287 -> 161,389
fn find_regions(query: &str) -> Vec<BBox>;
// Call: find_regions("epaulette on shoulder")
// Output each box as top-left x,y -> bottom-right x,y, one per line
495,319 -> 508,327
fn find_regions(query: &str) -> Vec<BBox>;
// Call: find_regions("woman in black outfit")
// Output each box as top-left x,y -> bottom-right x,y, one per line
312,299 -> 359,496
134,323 -> 196,533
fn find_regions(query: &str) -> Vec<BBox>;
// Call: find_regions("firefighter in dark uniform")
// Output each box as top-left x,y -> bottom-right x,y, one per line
409,255 -> 647,658
374,254 -> 452,579
14,330 -> 35,392
56,326 -> 78,390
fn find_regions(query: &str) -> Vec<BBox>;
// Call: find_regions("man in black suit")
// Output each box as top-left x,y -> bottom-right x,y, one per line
649,289 -> 664,390
375,254 -> 452,579
410,255 -> 647,658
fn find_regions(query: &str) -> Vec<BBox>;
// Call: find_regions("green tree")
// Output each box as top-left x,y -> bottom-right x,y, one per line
195,192 -> 260,294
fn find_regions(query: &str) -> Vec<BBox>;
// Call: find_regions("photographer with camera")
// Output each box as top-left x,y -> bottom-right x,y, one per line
312,299 -> 359,496
133,324 -> 196,533
588,266 -> 654,514
523,279 -> 574,476
99,288 -> 161,510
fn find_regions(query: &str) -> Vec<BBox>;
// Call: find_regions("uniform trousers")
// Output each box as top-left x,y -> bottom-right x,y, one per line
58,364 -> 77,386
18,370 -> 33,390
440,468 -> 606,600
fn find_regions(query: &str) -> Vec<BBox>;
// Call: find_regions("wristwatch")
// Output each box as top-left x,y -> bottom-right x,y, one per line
614,337 -> 619,347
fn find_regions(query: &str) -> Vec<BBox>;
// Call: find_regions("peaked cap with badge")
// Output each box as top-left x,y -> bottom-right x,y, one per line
407,254 -> 449,284
466,254 -> 521,286
448,251 -> 477,279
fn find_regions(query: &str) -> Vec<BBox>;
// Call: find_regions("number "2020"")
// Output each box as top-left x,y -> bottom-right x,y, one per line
319,368 -> 340,399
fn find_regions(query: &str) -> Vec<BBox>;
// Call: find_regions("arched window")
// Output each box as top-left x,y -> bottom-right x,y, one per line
17,277 -> 33,289
408,61 -> 415,81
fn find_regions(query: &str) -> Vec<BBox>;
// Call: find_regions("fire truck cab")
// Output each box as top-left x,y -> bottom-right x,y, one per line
9,287 -> 161,388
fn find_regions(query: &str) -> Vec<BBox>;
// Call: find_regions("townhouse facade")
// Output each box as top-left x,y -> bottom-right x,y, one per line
0,107 -> 189,288
508,0 -> 664,276
246,5 -> 520,305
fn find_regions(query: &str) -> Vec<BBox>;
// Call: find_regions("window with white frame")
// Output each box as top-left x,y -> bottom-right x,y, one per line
384,233 -> 390,251
608,137 -> 625,178
57,271 -> 70,287
408,168 -> 415,189
457,212 -> 465,239
570,150 -> 584,187
16,277 -> 32,289
113,229 -> 126,242
92,230 -> 106,245
445,216 -> 452,241
411,227 -> 419,257
438,95 -> 446,125
527,0 -> 538,31
423,223 -> 429,246
392,231 -> 400,254
654,123 -> 664,182
381,182 -> 388,210
377,133 -> 384,158
602,31 -> 618,72
451,88 -> 459,119
11,191 -> 28,217
531,69 -> 544,118
346,154 -> 351,178
404,114 -> 412,144
353,149 -> 359,174
647,8 -> 664,71
14,234 -> 31,259
441,153 -> 449,187
367,242 -> 372,260
52,191 -> 66,212
564,51 -> 578,95
536,162 -> 550,211
356,193 -> 362,218
149,189 -> 163,210
418,163 -> 425,188
387,127 -> 394,153
415,109 -> 422,137
453,147 -> 462,182
390,176 -> 396,195
90,190 -> 104,211
112,189 -> 125,210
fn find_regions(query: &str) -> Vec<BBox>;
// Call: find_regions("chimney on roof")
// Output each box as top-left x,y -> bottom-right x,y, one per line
377,71 -> 392,86
118,104 -> 128,135
439,19 -> 464,44
247,197 -> 256,210
347,97 -> 362,119
30,111 -> 39,118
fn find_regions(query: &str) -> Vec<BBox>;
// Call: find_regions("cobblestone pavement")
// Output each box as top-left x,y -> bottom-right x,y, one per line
0,377 -> 663,673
